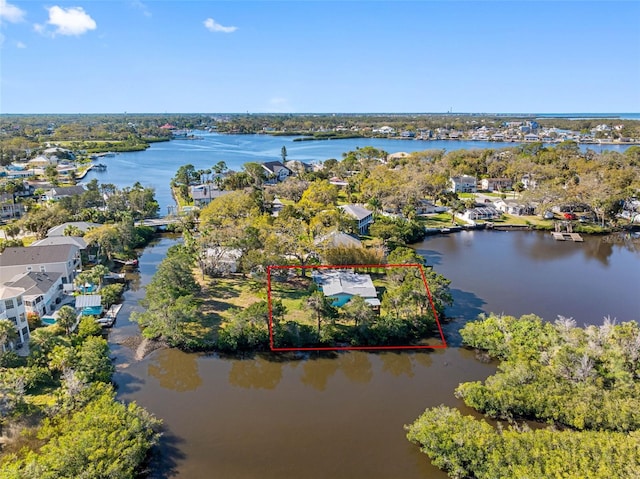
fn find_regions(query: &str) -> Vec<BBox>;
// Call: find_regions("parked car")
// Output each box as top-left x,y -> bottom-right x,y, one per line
563,213 -> 577,220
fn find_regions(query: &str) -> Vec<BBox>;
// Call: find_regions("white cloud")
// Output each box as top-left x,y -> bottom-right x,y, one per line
203,18 -> 237,33
16,40 -> 25,48
43,5 -> 97,36
0,0 -> 25,23
131,0 -> 151,17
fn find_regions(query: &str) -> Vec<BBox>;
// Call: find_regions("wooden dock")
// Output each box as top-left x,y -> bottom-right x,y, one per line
551,232 -> 584,242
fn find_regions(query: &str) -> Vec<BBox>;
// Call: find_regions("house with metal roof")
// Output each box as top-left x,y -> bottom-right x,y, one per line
312,269 -> 380,309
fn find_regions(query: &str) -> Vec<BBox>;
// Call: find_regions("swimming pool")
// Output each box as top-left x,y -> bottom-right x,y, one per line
42,317 -> 57,325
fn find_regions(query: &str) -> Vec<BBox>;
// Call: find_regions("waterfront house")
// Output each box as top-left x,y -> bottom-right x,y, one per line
0,285 -> 29,349
449,175 -> 477,193
339,204 -> 374,235
416,200 -> 447,215
190,184 -> 231,207
524,133 -> 540,142
0,244 -> 81,293
312,269 -> 380,309
461,206 -> 501,222
494,199 -> 535,216
262,161 -> 292,183
480,178 -> 513,192
44,185 -> 86,201
4,271 -> 63,318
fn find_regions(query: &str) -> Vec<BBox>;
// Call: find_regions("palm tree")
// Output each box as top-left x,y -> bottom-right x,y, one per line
56,305 -> 77,336
0,319 -> 18,353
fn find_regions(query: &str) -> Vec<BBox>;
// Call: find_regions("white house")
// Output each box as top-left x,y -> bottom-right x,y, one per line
480,178 -> 513,192
4,271 -> 63,318
494,199 -> 534,216
312,269 -> 380,309
416,200 -> 447,215
0,285 -> 30,348
461,206 -> 501,222
262,161 -> 292,183
190,184 -> 231,207
449,175 -> 477,193
44,185 -> 86,201
0,193 -> 25,221
339,204 -> 374,235
0,244 -> 81,293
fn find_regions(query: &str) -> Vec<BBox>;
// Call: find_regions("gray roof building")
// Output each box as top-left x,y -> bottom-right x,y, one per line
47,221 -> 101,237
5,271 -> 62,297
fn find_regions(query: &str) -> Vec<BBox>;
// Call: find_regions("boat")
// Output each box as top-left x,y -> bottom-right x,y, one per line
93,163 -> 107,170
96,303 -> 122,328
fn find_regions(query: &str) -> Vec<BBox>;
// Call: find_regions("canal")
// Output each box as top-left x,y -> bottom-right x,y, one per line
109,230 -> 639,478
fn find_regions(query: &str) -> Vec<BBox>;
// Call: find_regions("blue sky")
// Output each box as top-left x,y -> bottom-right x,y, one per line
1,1 -> 639,114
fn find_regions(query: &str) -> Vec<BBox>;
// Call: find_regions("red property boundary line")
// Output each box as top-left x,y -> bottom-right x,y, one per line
266,263 -> 447,352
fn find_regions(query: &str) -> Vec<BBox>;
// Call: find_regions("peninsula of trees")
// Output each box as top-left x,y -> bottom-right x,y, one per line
406,314 -> 640,478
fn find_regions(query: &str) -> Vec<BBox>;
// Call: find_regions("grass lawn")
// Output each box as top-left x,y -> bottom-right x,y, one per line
418,213 -> 460,228
492,214 -> 554,227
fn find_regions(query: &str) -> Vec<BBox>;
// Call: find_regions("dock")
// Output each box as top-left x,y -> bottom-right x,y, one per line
97,303 -> 123,327
551,232 -> 584,242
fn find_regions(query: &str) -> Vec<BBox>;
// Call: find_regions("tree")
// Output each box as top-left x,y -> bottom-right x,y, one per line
281,145 -> 287,163
0,319 -> 18,353
341,295 -> 375,327
306,291 -> 336,337
56,305 -> 77,336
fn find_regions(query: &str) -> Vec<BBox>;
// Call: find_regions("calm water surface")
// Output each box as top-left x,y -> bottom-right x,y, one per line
101,136 -> 638,477
85,132 -> 633,214
111,231 -> 639,478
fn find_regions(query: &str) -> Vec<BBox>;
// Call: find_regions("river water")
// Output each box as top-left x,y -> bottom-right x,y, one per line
110,230 -> 639,478
100,135 -> 639,477
84,132 -> 634,215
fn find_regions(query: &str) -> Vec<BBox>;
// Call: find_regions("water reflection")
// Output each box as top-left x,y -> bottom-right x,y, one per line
379,352 -> 415,377
301,355 -> 341,391
228,355 -> 283,390
147,349 -> 202,392
339,351 -> 373,383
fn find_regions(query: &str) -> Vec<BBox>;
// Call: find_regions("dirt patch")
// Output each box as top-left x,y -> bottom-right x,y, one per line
135,337 -> 166,360
114,335 -> 165,360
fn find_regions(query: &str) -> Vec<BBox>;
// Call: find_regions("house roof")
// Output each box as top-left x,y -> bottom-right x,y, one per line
262,161 -> 291,174
0,285 -> 25,300
75,294 -> 101,308
47,221 -> 101,237
5,271 -> 62,297
46,185 -> 86,197
0,244 -> 78,267
451,175 -> 477,183
190,185 -> 231,201
340,204 -> 373,221
313,270 -> 378,299
32,236 -> 87,250
315,231 -> 363,248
